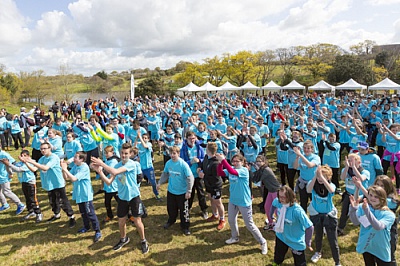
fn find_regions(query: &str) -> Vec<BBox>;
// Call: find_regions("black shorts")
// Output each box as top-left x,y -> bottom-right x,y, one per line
117,196 -> 146,218
206,187 -> 222,199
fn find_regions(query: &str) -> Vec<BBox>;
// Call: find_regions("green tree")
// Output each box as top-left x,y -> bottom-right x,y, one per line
276,47 -> 296,83
95,70 -> 108,80
19,70 -> 50,106
254,50 -> 277,86
0,73 -> 22,102
202,56 -> 226,86
136,76 -> 165,97
175,62 -> 204,87
327,55 -> 374,85
224,51 -> 256,86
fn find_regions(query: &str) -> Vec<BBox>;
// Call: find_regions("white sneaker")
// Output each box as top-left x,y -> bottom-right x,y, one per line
261,242 -> 267,255
311,252 -> 322,263
225,237 -> 239,244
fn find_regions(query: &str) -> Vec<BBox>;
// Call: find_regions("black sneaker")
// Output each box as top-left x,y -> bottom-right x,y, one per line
113,237 -> 130,251
69,218 -> 76,228
47,215 -> 61,223
141,240 -> 149,254
337,228 -> 344,236
163,222 -> 173,229
182,228 -> 191,236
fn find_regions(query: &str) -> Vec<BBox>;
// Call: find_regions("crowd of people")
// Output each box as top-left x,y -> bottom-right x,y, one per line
0,90 -> 399,265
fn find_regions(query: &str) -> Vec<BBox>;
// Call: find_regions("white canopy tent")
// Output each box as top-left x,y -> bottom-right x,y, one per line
218,81 -> 241,91
177,82 -> 201,92
261,80 -> 281,91
282,80 -> 305,90
308,80 -> 335,91
335,78 -> 366,91
368,78 -> 400,91
200,81 -> 218,92
240,81 -> 259,91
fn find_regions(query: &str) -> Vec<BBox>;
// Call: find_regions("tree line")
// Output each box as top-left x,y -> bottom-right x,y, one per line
1,40 -> 399,105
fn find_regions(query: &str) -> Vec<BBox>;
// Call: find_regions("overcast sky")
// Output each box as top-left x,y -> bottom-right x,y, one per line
0,0 -> 399,76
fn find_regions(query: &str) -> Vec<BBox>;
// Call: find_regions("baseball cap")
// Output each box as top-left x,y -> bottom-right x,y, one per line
357,141 -> 369,150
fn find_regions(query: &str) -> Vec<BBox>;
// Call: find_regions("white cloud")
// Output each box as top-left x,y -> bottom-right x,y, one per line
368,0 -> 400,5
0,0 -> 397,75
0,0 -> 31,56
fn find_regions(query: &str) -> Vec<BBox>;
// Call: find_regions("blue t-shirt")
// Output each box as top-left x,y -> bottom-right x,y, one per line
342,168 -> 370,195
298,153 -> 321,181
322,142 -> 340,168
310,182 -> 336,214
355,205 -> 395,262
272,199 -> 313,251
224,167 -> 251,207
103,158 -> 119,193
38,154 -> 65,191
114,159 -> 140,201
49,136 -> 63,157
163,158 -> 192,195
70,163 -> 93,204
32,126 -> 48,150
15,162 -> 35,184
0,151 -> 15,184
360,153 -> 383,185
137,142 -> 153,170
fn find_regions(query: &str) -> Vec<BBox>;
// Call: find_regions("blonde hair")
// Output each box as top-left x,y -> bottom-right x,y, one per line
321,165 -> 333,181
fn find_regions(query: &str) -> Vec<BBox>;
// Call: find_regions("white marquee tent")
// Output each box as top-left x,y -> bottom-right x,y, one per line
199,81 -> 218,92
282,80 -> 305,90
308,80 -> 335,91
218,81 -> 241,91
177,82 -> 201,92
261,80 -> 281,91
368,78 -> 400,91
240,81 -> 259,91
335,78 -> 366,91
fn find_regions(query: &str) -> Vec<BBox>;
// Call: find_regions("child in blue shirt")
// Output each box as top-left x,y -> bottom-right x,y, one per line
306,165 -> 341,265
136,132 -> 160,200
0,146 -> 25,214
61,152 -> 102,243
2,150 -> 43,222
102,146 -> 120,223
349,185 -> 395,265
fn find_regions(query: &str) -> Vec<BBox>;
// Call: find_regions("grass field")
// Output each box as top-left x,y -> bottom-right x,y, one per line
0,144 -> 399,266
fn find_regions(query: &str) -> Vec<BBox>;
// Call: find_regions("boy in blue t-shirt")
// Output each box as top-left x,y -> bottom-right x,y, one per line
157,146 -> 194,235
2,149 -> 43,222
136,132 -> 160,200
61,152 -> 102,243
91,143 -> 149,254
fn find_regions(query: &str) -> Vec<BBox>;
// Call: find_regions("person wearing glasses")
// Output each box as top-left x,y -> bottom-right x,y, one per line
216,153 -> 267,255
21,142 -> 76,227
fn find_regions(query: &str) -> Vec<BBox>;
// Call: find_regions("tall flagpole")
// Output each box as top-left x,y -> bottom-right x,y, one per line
130,73 -> 135,100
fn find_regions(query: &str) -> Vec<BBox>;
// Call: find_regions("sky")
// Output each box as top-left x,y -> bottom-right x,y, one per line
0,0 -> 399,76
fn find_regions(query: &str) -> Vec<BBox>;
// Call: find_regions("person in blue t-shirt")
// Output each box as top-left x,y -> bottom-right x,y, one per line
0,146 -> 25,214
306,165 -> 341,265
271,185 -> 314,265
216,153 -> 267,255
101,145 -> 120,223
1,149 -> 42,222
293,140 -> 321,211
61,152 -> 102,243
349,185 -> 395,265
338,153 -> 370,236
157,146 -> 194,235
322,133 -> 341,194
23,142 -> 76,227
353,175 -> 399,265
135,132 -> 160,200
91,143 -> 149,254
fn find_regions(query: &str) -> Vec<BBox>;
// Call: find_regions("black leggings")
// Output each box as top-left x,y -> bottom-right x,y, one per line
382,160 -> 400,189
362,252 -> 391,266
274,236 -> 306,266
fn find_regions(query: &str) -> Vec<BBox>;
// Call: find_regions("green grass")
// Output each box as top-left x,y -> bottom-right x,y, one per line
0,145 -> 399,266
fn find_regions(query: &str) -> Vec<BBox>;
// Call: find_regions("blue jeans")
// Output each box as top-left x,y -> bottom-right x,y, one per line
78,201 -> 100,232
142,167 -> 158,196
